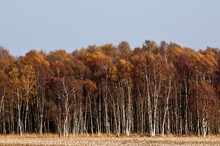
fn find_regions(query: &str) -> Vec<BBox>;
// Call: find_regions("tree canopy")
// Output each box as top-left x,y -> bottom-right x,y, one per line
0,40 -> 220,137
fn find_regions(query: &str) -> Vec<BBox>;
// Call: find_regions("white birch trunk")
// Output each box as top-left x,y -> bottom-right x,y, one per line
146,75 -> 153,136
162,76 -> 172,136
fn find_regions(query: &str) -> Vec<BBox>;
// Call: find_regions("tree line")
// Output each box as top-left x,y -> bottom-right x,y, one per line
0,40 -> 220,137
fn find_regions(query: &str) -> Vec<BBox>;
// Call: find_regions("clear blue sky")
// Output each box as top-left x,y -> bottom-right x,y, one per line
0,0 -> 220,56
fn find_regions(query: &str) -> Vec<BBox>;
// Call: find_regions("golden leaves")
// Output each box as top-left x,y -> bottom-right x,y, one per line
107,66 -> 117,81
9,67 -> 20,88
84,79 -> 97,93
20,65 -> 37,96
9,65 -> 37,100
86,51 -> 112,67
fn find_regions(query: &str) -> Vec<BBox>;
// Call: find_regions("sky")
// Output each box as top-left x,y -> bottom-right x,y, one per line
0,0 -> 220,56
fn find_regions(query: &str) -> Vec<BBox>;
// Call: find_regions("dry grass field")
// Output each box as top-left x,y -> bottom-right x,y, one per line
0,134 -> 220,146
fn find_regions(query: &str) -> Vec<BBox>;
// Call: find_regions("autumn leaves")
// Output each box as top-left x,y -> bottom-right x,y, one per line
0,41 -> 220,137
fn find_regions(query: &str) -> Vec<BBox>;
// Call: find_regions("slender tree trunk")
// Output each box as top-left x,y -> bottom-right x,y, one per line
167,109 -> 171,134
104,96 -> 110,134
146,75 -> 153,136
63,100 -> 69,137
39,93 -> 45,135
120,85 -> 126,135
2,106 -> 5,134
79,102 -> 84,134
98,94 -> 101,135
89,95 -> 94,134
39,100 -> 44,134
202,114 -> 207,137
16,89 -> 23,135
174,81 -> 179,135
58,96 -> 62,137
141,101 -> 144,134
184,79 -> 188,135
153,96 -> 158,136
152,75 -> 161,136
83,97 -> 88,134
104,83 -> 110,134
24,101 -> 29,133
72,111 -> 77,135
0,90 -> 5,134
112,96 -> 117,135
162,76 -> 172,136
126,83 -> 132,136
116,95 -> 121,136
0,90 -> 5,116
197,109 -> 200,136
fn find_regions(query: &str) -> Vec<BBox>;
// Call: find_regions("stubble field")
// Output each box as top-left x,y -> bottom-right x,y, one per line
0,134 -> 220,146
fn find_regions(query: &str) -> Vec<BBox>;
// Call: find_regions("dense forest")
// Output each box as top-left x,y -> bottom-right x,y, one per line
0,40 -> 220,137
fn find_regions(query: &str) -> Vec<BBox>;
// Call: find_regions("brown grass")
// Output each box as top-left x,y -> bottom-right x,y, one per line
0,134 -> 220,146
